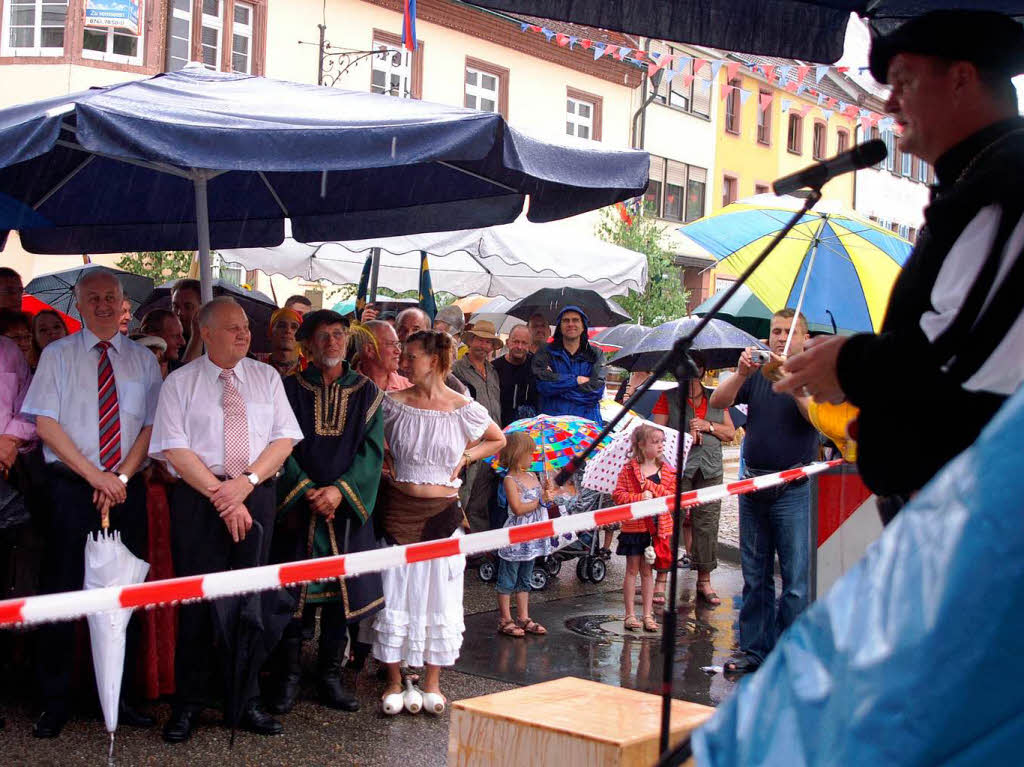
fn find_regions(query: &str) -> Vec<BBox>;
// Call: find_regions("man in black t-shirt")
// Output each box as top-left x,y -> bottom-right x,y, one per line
492,324 -> 538,426
710,308 -> 818,673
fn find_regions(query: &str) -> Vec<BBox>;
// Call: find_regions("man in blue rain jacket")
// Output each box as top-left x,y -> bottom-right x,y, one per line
532,306 -> 606,423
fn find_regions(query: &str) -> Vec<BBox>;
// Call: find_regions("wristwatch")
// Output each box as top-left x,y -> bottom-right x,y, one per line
708,422 -> 715,434
462,450 -> 473,465
116,473 -> 129,485
244,471 -> 260,486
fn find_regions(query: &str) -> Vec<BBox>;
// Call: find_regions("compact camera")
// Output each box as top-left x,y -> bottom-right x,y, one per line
749,349 -> 771,365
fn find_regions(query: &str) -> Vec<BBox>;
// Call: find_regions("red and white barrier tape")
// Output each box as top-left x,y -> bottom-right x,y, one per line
0,460 -> 840,627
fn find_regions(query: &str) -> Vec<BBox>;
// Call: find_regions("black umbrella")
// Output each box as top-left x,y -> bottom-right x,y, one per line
134,279 -> 277,354
610,316 -> 765,371
210,521 -> 297,746
478,288 -> 631,328
592,324 -> 650,354
25,264 -> 153,324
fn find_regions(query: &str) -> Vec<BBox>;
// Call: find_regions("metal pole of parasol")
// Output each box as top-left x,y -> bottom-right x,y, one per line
192,170 -> 216,303
368,246 -> 381,304
781,215 -> 829,357
551,190 -> 825,765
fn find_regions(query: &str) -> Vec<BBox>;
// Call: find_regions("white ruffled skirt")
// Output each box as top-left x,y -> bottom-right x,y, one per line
372,530 -> 466,667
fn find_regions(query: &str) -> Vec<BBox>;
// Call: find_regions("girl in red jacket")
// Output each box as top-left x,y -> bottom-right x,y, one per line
612,424 -> 676,632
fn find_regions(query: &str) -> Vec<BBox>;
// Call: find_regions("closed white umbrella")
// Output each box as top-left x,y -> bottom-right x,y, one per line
84,528 -> 149,760
218,215 -> 648,299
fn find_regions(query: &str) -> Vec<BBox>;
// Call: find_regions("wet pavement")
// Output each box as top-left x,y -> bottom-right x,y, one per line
0,556 -> 747,765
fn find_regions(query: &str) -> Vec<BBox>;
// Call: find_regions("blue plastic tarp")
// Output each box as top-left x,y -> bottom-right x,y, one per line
0,67 -> 648,253
692,385 -> 1024,765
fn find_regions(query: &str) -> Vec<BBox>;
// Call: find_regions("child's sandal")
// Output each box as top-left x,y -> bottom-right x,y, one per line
516,618 -> 547,635
498,619 -> 525,637
642,614 -> 660,632
623,616 -> 642,631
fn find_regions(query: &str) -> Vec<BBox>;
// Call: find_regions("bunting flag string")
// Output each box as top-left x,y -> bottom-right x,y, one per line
513,22 -> 890,129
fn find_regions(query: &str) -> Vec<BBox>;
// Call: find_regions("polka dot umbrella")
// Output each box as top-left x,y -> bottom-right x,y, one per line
487,414 -> 614,474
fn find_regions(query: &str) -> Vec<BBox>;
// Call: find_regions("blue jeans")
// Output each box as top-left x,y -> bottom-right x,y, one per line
737,476 -> 811,664
496,558 -> 534,594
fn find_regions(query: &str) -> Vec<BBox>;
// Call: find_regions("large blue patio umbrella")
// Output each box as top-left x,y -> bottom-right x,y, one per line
0,65 -> 649,301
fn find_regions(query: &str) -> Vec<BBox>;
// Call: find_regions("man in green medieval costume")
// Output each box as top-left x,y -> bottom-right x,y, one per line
269,310 -> 384,714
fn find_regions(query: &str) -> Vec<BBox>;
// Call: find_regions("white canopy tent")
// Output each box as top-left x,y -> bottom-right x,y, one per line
217,215 -> 648,300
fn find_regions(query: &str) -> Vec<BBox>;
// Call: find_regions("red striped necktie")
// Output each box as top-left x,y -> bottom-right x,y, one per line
96,340 -> 121,471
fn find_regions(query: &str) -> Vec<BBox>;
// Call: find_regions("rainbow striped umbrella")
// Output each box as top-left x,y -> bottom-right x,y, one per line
677,194 -> 913,333
487,414 -> 613,473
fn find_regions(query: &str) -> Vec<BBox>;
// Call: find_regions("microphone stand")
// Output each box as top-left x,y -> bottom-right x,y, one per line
551,188 -> 823,765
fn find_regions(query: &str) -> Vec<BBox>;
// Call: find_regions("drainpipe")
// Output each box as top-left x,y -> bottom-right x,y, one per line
631,38 -> 663,150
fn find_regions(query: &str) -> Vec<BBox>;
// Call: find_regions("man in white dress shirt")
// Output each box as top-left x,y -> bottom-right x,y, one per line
150,296 -> 302,743
21,268 -> 162,738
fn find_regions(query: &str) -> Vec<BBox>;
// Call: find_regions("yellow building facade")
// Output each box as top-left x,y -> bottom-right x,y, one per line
709,60 -> 860,290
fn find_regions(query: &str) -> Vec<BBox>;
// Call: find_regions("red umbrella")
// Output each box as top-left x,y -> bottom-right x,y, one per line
21,295 -> 81,332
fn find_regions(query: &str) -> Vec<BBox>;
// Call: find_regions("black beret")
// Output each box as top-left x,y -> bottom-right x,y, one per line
296,309 -> 349,342
870,11 -> 1024,83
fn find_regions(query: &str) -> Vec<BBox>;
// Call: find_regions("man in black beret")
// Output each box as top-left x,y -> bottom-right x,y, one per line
778,11 -> 1024,519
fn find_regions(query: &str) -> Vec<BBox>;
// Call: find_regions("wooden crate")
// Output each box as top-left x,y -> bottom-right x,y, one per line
448,676 -> 713,767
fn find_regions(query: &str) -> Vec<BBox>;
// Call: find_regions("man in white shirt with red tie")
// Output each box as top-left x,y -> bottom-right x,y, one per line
150,296 -> 302,743
21,268 -> 163,738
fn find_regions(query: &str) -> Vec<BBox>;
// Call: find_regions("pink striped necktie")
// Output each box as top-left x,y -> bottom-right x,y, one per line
220,368 -> 249,478
96,341 -> 121,471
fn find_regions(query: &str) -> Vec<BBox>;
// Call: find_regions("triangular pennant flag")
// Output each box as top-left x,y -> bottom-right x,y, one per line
593,43 -> 607,60
663,67 -> 677,84
762,65 -> 776,82
779,65 -> 792,82
739,88 -> 752,105
681,74 -> 695,87
799,103 -> 813,117
726,61 -> 741,81
568,36 -> 579,49
837,66 -> 849,73
541,28 -> 555,41
845,104 -> 859,118
632,49 -> 649,62
693,58 -> 707,75
817,93 -> 826,105
785,81 -> 798,93
759,92 -> 773,111
581,39 -> 592,50
676,56 -> 692,73
520,22 -> 530,32
710,60 -> 723,81
822,109 -> 833,122
781,98 -> 793,113
555,33 -> 570,46
698,77 -> 712,94
838,101 -> 848,112
815,65 -> 828,82
869,113 -> 882,127
861,117 -> 872,133
880,116 -> 895,130
720,82 -> 733,100
796,65 -> 811,85
528,25 -> 542,32
649,60 -> 661,77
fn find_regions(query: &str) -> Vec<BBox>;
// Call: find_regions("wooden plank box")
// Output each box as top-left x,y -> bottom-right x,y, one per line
448,676 -> 714,767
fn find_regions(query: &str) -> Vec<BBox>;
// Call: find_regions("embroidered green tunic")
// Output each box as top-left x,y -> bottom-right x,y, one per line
274,363 -> 385,619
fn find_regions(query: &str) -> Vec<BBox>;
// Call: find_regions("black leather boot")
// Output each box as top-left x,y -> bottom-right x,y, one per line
316,638 -> 359,712
269,636 -> 303,715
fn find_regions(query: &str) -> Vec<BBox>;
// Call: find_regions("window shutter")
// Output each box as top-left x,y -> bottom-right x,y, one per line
665,160 -> 686,188
649,156 -> 666,185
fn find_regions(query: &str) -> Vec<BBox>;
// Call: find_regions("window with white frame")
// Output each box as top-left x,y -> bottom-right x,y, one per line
371,39 -> 412,98
566,96 -> 594,139
230,1 -> 252,73
83,20 -> 142,64
465,66 -> 499,113
901,148 -> 912,176
166,0 -> 192,71
917,159 -> 929,183
2,0 -> 68,56
883,130 -> 895,171
200,0 -> 223,71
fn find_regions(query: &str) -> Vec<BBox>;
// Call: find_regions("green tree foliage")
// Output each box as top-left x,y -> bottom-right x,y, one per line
597,206 -> 689,326
115,250 -> 194,283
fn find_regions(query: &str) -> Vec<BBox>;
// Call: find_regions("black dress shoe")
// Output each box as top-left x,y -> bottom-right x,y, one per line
162,707 -> 199,744
241,699 -> 283,736
32,710 -> 68,739
119,701 -> 156,728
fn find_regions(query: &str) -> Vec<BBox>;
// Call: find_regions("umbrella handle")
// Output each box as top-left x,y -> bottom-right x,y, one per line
101,509 -> 110,530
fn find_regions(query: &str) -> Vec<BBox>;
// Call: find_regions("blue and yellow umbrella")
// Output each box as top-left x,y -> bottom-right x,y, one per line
677,194 -> 913,333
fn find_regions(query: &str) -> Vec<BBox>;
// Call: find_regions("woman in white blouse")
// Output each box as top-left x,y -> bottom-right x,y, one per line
373,330 -> 505,716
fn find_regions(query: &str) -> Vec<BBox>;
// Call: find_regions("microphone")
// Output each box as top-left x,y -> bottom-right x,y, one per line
772,139 -> 887,196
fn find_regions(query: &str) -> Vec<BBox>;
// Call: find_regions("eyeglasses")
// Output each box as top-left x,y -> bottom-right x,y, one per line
379,340 -> 402,349
314,331 -> 349,342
